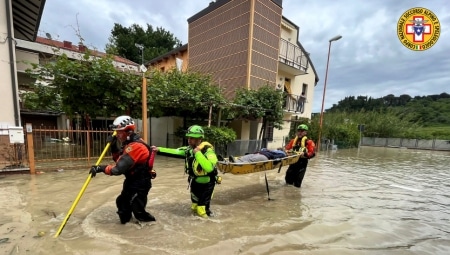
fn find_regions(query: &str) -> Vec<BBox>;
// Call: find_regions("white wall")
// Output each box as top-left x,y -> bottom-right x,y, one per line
150,116 -> 184,147
15,49 -> 39,72
0,3 -> 19,127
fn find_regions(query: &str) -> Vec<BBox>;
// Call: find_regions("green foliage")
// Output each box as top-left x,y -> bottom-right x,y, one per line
230,85 -> 284,129
329,93 -> 450,126
25,50 -> 142,118
22,83 -> 62,111
147,69 -> 226,117
174,125 -> 236,148
322,93 -> 450,142
302,110 -> 422,148
105,23 -> 182,64
24,50 -> 227,122
403,126 -> 450,139
203,126 -> 237,148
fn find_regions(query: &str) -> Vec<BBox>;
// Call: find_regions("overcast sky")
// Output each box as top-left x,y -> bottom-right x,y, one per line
38,0 -> 450,112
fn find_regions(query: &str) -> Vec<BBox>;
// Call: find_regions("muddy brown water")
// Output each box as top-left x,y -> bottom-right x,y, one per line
1,147 -> 449,255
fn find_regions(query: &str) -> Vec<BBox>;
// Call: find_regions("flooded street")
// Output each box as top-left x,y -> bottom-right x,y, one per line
1,146 -> 450,255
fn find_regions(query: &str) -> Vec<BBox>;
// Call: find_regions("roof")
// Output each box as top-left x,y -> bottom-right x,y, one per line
282,16 -> 320,85
188,0 -> 282,23
20,108 -> 62,116
146,44 -> 188,65
12,0 -> 46,41
35,37 -> 138,66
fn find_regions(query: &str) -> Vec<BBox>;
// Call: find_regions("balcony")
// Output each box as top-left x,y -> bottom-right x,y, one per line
278,39 -> 309,76
283,93 -> 307,114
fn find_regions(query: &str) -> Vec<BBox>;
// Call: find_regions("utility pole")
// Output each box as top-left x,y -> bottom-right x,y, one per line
135,43 -> 148,142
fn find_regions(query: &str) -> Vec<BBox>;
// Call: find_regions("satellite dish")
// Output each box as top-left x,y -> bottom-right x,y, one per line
45,33 -> 52,39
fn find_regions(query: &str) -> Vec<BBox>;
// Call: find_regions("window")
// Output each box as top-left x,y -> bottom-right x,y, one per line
265,122 -> 274,142
302,83 -> 308,95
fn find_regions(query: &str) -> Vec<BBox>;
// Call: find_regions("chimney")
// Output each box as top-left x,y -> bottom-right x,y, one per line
78,43 -> 87,52
63,40 -> 72,49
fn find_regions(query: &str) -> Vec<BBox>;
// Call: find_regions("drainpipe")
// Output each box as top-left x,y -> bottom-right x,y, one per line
5,0 -> 20,126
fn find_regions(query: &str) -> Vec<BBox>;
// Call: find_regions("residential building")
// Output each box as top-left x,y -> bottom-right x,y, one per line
1,0 -> 46,131
15,36 -> 139,129
148,0 -> 319,149
147,44 -> 188,72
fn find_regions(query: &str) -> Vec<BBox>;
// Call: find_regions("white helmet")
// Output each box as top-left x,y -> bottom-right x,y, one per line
111,115 -> 135,131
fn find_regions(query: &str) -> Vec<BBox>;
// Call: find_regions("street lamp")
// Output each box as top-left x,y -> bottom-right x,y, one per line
135,43 -> 148,142
135,43 -> 144,66
317,35 -> 342,151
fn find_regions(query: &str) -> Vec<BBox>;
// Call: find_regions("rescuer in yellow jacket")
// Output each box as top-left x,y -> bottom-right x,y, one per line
152,125 -> 220,218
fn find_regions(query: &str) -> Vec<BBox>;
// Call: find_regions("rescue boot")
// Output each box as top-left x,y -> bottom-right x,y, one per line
117,210 -> 132,224
206,205 -> 213,217
191,203 -> 198,213
196,205 -> 208,218
134,212 -> 156,222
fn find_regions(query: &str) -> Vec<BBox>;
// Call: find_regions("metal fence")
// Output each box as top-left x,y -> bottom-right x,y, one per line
31,127 -> 112,172
361,137 -> 450,151
226,140 -> 265,157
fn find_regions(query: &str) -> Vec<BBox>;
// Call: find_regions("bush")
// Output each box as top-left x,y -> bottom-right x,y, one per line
203,126 -> 237,148
174,125 -> 236,148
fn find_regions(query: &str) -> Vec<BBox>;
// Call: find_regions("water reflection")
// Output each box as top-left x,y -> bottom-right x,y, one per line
0,147 -> 449,254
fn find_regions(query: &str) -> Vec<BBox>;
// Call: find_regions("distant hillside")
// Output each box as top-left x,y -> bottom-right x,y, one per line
328,93 -> 450,126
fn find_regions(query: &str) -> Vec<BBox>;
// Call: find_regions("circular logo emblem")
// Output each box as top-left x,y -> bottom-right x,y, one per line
397,7 -> 440,51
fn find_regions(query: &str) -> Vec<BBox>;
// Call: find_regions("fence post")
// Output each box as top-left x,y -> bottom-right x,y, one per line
25,123 -> 35,174
87,130 -> 91,162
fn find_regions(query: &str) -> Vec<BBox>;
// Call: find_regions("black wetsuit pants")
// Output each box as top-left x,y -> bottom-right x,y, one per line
116,178 -> 155,224
190,177 -> 216,215
285,158 -> 309,188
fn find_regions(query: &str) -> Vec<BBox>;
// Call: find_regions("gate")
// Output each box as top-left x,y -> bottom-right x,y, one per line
31,127 -> 112,172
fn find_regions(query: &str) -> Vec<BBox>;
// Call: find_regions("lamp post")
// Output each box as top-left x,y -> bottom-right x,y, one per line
135,43 -> 148,142
317,35 -> 342,151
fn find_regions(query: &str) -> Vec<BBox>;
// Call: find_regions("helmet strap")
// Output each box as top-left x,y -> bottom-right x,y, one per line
126,130 -> 134,140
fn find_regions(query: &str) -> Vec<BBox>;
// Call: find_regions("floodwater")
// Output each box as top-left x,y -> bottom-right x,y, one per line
1,146 -> 450,255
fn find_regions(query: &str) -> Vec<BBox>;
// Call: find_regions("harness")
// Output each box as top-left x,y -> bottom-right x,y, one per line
122,135 -> 155,179
292,136 -> 315,158
185,145 -> 218,181
292,136 -> 308,152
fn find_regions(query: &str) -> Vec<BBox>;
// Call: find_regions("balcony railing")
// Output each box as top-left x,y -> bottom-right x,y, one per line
283,93 -> 307,113
279,39 -> 309,73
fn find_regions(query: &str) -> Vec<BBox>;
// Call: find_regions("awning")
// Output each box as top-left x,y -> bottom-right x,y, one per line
11,0 -> 47,41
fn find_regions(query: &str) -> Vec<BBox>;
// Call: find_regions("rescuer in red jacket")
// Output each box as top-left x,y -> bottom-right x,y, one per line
90,115 -> 156,224
284,124 -> 316,188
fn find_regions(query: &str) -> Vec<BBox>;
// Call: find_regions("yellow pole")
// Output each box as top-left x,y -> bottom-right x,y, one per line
54,131 -> 116,238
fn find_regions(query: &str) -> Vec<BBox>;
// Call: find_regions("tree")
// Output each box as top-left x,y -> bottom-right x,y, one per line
328,93 -> 450,127
147,68 -> 226,118
306,109 -> 421,148
25,49 -> 142,121
230,85 -> 284,145
105,23 -> 182,64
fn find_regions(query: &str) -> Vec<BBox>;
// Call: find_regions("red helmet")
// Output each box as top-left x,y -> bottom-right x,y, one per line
111,115 -> 135,131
